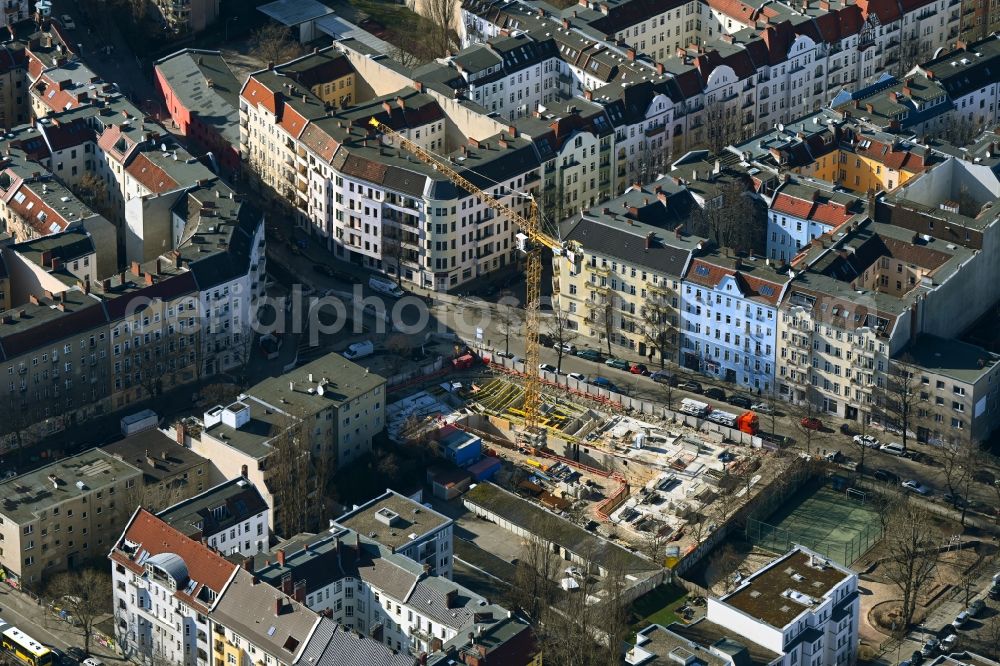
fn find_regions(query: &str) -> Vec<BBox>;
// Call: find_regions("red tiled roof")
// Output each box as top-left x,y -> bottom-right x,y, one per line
299,123 -> 338,162
111,509 -> 238,609
8,182 -> 68,235
126,153 -> 180,194
772,192 -> 853,227
856,0 -> 901,24
854,137 -> 928,172
278,102 -> 308,138
685,259 -> 784,305
241,77 -> 278,115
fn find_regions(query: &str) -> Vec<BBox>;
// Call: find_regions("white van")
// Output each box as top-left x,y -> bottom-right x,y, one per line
343,340 -> 374,360
369,276 -> 404,298
880,442 -> 905,456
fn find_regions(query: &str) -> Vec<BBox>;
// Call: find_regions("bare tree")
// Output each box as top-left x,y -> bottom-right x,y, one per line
881,500 -> 941,633
250,24 -> 303,66
424,0 -> 458,58
875,357 -> 925,453
701,100 -> 745,155
939,437 -> 974,511
496,302 -> 522,357
982,616 -> 1000,660
73,171 -> 112,218
546,307 -> 578,373
893,39 -> 935,79
640,288 -> 676,369
688,179 -> 764,256
708,543 -> 743,593
788,386 -> 826,454
45,569 -> 112,655
505,519 -> 560,622
642,523 -> 668,566
268,413 -> 313,536
846,412 -> 876,477
590,287 -> 619,358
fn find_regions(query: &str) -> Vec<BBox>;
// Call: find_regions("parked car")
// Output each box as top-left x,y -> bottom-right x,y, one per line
942,493 -> 968,508
910,650 -> 924,666
82,658 -> 105,666
989,583 -> 1000,600
952,610 -> 970,629
538,363 -> 557,373
558,343 -> 577,354
880,442 -> 906,456
853,434 -> 880,448
800,417 -> 823,430
969,599 -> 985,617
679,380 -> 703,393
941,634 -> 958,652
67,648 -> 87,663
704,387 -> 726,400
590,377 -> 620,393
873,469 -> 900,484
48,648 -> 67,666
921,638 -> 939,658
60,14 -> 76,29
902,479 -> 931,495
494,351 -> 514,359
650,370 -> 677,385
630,363 -> 649,375
575,349 -> 604,362
605,358 -> 630,370
538,333 -> 554,348
567,372 -> 586,382
751,402 -> 773,414
728,394 -> 753,409
824,451 -> 845,463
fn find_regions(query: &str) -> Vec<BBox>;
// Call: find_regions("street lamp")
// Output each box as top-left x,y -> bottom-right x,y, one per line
225,16 -> 238,41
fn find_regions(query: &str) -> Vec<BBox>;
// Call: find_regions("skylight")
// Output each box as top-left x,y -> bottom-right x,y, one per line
695,265 -> 711,276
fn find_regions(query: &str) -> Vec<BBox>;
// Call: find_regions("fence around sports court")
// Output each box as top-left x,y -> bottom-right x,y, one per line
744,477 -> 883,566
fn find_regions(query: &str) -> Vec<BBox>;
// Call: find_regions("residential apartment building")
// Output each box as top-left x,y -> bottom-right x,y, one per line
335,490 -> 454,578
914,35 -> 1000,134
103,429 -> 211,513
0,0 -> 28,30
156,477 -> 270,557
154,49 -> 242,175
629,546 -> 858,666
250,525 -> 536,661
0,43 -> 28,131
110,509 -> 416,666
184,353 -> 387,533
554,177 -> 700,361
902,334 -> 1000,445
241,50 -> 541,290
680,250 -> 788,392
111,508 -> 238,666
0,448 -> 142,587
766,180 -> 866,263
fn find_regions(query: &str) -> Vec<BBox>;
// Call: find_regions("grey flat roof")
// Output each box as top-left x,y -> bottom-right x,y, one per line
336,490 -> 450,551
258,0 -> 333,26
0,448 -> 142,523
103,430 -> 208,484
464,482 -> 659,576
901,334 -> 1000,385
249,352 -> 386,416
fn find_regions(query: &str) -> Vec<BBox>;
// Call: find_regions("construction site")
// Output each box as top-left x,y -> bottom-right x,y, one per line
394,371 -> 787,562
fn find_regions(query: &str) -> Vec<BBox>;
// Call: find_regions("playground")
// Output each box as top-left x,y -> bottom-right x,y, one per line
746,482 -> 882,566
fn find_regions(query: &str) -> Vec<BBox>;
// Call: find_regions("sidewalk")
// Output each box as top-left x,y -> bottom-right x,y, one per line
0,583 -> 124,662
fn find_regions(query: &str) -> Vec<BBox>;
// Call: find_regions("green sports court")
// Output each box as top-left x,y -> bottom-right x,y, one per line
745,483 -> 882,566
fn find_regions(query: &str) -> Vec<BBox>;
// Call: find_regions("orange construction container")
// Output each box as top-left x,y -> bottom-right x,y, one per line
736,411 -> 759,435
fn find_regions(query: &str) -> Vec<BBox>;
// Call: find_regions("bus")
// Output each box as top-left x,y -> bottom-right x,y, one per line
0,623 -> 54,666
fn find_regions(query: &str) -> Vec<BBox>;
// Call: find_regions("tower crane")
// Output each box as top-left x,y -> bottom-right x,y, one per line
368,118 -> 562,448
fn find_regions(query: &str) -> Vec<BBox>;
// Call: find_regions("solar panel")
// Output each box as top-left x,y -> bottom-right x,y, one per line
695,265 -> 710,276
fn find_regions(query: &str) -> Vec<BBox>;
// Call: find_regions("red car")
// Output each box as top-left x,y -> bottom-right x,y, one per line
629,363 -> 649,375
800,417 -> 823,431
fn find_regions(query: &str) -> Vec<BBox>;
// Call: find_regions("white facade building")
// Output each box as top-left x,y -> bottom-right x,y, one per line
766,182 -> 864,263
705,545 -> 860,666
679,254 -> 787,391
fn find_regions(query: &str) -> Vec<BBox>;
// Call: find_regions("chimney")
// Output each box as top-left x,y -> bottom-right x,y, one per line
274,598 -> 283,616
293,581 -> 306,603
130,260 -> 141,276
583,90 -> 593,101
413,81 -> 423,92
241,464 -> 248,477
382,100 -> 392,115
51,258 -> 61,271
175,422 -> 186,445
396,96 -> 405,110
419,654 -> 428,666
144,272 -> 154,286
721,34 -> 734,44
645,232 -> 654,249
276,549 -> 286,567
626,48 -> 636,61
281,574 -> 293,594
656,62 -> 665,74
561,18 -> 570,29
40,250 -> 52,266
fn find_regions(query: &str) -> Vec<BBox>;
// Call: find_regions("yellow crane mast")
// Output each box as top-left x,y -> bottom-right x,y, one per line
367,118 -> 562,447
